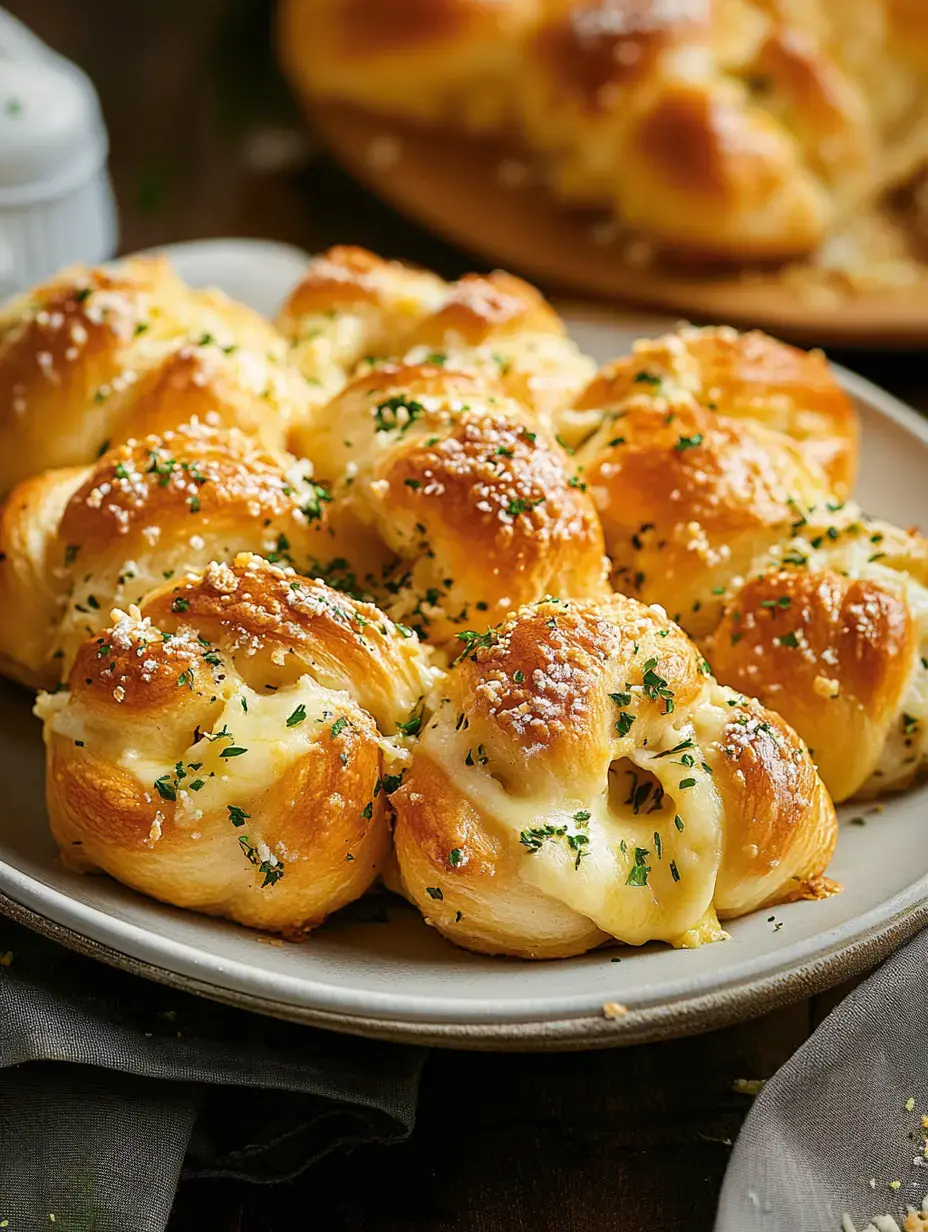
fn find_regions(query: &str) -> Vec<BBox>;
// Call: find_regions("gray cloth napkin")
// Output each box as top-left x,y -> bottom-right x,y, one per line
716,926 -> 928,1232
0,919 -> 425,1232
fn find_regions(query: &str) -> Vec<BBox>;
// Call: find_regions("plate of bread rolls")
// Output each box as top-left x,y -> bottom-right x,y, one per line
281,0 -> 928,346
0,238 -> 926,1047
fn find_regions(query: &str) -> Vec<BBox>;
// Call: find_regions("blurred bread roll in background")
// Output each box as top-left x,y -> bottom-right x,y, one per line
281,0 -> 928,263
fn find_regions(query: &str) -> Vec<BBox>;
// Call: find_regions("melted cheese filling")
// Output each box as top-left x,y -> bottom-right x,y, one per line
430,689 -> 735,947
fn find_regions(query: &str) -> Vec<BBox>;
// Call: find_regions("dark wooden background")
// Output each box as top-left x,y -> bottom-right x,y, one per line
9,2 -> 927,1228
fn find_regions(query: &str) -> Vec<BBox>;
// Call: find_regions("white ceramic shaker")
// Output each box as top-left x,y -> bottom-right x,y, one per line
0,7 -> 117,301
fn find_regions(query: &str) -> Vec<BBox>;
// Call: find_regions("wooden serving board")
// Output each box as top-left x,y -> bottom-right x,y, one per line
314,102 -> 928,349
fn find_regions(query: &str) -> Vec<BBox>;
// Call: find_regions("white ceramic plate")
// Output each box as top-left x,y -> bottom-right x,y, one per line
1,239 -> 926,1050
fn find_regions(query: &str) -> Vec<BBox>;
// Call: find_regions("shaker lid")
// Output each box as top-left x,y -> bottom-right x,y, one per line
0,53 -> 108,202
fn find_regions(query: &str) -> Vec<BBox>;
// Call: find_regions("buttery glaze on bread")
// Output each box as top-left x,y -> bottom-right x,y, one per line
276,245 -> 596,432
292,360 -> 609,644
282,1 -> 928,262
707,516 -> 928,801
0,423 -> 332,689
6,245 -> 901,950
392,594 -> 837,958
37,554 -> 435,934
0,256 -> 315,493
570,325 -> 859,496
573,366 -> 928,801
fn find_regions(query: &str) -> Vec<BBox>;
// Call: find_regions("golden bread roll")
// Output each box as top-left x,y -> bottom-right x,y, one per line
576,394 -> 833,638
292,360 -> 609,645
0,256 -> 314,493
707,512 -> 928,801
36,553 -> 435,934
276,247 -> 596,431
521,1 -> 847,258
574,364 -> 927,801
278,0 -> 541,131
275,245 -> 448,403
392,594 -> 837,958
284,1 -> 928,262
570,325 -> 859,496
0,423 -> 332,689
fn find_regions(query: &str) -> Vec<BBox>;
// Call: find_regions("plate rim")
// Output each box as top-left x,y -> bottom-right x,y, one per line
1,886 -> 925,1051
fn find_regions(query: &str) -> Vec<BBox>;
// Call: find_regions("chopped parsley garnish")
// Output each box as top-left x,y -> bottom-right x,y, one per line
219,746 -> 247,758
373,395 -> 426,435
153,776 -> 176,802
396,703 -> 424,737
449,848 -> 463,866
171,597 -> 190,613
286,704 -> 307,728
615,712 -> 635,737
330,716 -> 349,738
237,836 -> 284,887
361,801 -> 373,820
670,861 -> 680,882
454,628 -> 497,662
520,824 -> 566,853
300,483 -> 331,523
506,496 -> 544,517
678,777 -> 697,790
639,658 -> 675,714
777,631 -> 800,648
674,814 -> 685,831
675,434 -> 703,451
227,806 -> 250,827
654,737 -> 694,759
425,886 -> 444,901
625,847 -> 651,887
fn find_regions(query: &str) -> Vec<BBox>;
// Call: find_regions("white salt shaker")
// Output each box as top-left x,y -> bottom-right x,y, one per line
0,8 -> 117,300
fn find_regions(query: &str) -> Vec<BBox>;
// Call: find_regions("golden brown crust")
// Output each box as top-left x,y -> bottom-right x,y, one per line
277,247 -> 595,429
707,569 -> 920,802
39,554 -> 434,933
708,697 -> 839,915
405,270 -> 564,345
393,594 -> 835,957
293,360 -> 609,645
0,423 -> 333,687
572,325 -> 859,495
0,256 -> 312,493
577,396 -> 830,637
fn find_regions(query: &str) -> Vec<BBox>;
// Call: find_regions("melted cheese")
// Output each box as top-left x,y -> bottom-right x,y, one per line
429,689 -> 732,947
114,676 -> 357,821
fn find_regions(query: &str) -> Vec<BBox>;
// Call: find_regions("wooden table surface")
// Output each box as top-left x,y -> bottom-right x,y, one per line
11,3 -> 928,1229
